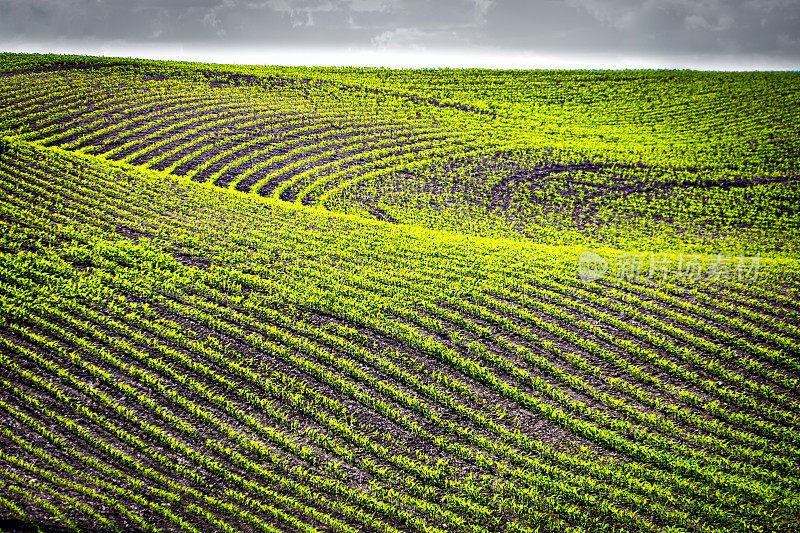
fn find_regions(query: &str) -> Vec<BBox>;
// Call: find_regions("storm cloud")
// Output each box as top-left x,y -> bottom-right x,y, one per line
1,0 -> 797,68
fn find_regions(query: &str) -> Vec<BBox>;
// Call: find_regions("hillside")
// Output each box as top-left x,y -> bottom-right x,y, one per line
1,53 -> 799,533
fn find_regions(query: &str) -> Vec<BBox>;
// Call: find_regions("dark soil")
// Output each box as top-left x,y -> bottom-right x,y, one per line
368,207 -> 398,224
84,97 -> 210,155
224,122 -> 406,193
290,136 -> 452,206
0,519 -> 116,533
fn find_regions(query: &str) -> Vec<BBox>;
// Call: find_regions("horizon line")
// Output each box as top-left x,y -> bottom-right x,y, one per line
3,42 -> 798,72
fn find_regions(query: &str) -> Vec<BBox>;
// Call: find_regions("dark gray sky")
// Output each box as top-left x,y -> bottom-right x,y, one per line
1,0 -> 798,68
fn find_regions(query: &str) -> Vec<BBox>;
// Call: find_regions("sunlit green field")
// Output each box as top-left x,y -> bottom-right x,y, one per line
1,53 -> 799,533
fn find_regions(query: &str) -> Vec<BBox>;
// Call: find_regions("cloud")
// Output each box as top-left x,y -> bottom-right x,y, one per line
371,26 -> 467,48
265,0 -> 333,26
561,0 -> 800,54
471,0 -> 494,24
684,13 -> 734,32
0,0 -> 797,63
345,0 -> 400,12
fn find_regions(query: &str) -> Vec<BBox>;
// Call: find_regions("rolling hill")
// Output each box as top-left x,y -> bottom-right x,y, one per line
1,53 -> 799,533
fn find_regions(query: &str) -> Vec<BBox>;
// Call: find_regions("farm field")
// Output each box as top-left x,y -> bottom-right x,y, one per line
0,52 -> 799,533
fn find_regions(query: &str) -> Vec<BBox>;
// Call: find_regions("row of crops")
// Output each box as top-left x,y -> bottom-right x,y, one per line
0,63 -> 463,203
1,133 -> 799,532
2,57 -> 798,253
297,67 -> 800,171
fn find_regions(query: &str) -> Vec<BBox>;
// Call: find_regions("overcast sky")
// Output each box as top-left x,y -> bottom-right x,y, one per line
1,0 -> 798,69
